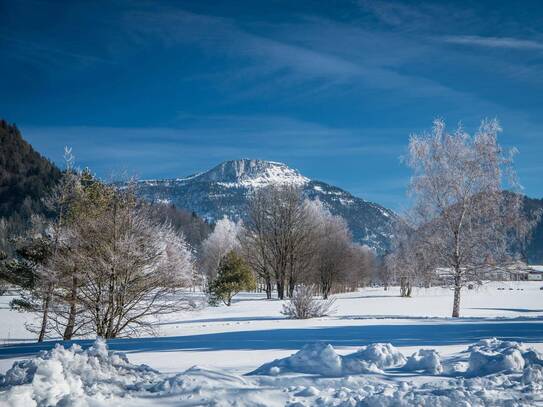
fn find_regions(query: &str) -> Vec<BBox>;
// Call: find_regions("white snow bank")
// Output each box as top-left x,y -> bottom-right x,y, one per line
249,342 -> 405,376
2,338 -> 543,406
250,338 -> 543,380
0,339 -> 159,406
0,340 -> 276,407
467,337 -> 543,376
404,349 -> 443,375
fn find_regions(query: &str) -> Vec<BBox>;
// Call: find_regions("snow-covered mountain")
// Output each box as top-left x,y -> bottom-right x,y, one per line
135,159 -> 397,253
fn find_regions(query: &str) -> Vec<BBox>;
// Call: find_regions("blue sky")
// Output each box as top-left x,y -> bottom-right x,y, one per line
1,0 -> 542,211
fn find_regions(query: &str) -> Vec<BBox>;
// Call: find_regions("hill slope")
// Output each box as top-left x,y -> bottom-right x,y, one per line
0,120 -> 62,239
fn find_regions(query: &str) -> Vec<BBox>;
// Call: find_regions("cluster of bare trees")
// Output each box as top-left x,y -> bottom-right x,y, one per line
385,119 -> 540,317
199,185 -> 375,301
3,155 -> 194,341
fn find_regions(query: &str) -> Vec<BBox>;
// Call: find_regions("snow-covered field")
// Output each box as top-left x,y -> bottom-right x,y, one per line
1,281 -> 542,406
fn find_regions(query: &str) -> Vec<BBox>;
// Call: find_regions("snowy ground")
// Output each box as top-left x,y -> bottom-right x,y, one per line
0,281 -> 542,406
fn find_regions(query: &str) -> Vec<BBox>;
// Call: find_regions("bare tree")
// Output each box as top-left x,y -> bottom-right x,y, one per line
239,224 -> 273,299
243,186 -> 314,299
349,243 -> 375,290
306,200 -> 355,299
27,147 -> 80,341
405,118 -> 535,317
72,184 -> 195,338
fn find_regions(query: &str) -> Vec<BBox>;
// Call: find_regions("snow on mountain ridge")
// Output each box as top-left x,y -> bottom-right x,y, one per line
134,159 -> 397,253
177,159 -> 309,188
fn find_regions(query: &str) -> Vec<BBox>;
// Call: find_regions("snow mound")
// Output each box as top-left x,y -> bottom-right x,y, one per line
404,349 -> 443,375
249,342 -> 405,377
467,338 -> 543,376
0,339 -> 159,407
249,343 -> 343,376
0,341 -> 261,407
343,343 -> 405,372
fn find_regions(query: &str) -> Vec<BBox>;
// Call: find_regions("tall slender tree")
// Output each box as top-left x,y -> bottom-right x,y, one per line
405,118 -> 534,317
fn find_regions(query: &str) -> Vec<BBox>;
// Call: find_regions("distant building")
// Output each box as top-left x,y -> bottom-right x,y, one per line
434,263 -> 543,282
527,265 -> 543,281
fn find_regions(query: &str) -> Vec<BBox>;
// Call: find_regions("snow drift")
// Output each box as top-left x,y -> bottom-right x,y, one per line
1,338 -> 542,406
0,339 -> 160,406
248,342 -> 406,376
467,337 -> 543,376
0,340 -> 268,407
404,349 -> 443,375
249,338 -> 543,379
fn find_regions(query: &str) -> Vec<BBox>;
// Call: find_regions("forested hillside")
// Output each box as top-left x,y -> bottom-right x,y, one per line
0,120 -> 61,252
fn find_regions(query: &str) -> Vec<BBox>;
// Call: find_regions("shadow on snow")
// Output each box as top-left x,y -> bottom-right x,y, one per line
467,307 -> 543,313
0,319 -> 542,360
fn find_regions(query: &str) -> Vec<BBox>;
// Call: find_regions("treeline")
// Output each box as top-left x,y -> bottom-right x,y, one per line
1,160 -> 196,341
199,185 -> 376,304
1,174 -> 375,340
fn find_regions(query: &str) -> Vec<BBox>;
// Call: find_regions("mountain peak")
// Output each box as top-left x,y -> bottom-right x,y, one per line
183,159 -> 309,188
134,158 -> 398,253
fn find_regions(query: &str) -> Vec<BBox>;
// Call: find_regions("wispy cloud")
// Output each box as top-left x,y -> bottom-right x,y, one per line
20,116 -> 404,176
121,9 -> 362,83
0,32 -> 113,69
443,35 -> 543,50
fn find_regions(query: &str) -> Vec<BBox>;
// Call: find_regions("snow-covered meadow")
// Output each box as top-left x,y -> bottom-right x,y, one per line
1,281 -> 542,406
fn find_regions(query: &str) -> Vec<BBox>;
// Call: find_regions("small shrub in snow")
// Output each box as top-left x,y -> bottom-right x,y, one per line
281,286 -> 335,319
404,349 -> 443,375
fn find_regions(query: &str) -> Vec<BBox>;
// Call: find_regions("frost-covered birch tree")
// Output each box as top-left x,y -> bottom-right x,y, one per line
199,217 -> 241,283
73,182 -> 195,338
405,118 -> 533,317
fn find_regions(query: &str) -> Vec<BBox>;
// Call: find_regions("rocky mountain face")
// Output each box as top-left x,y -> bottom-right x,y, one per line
134,159 -> 398,254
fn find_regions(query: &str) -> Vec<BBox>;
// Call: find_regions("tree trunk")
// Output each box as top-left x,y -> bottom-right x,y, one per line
287,277 -> 295,298
452,270 -> 461,317
276,279 -> 284,300
38,283 -> 53,342
63,274 -> 78,340
321,274 -> 331,299
322,282 -> 330,299
265,278 -> 272,299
